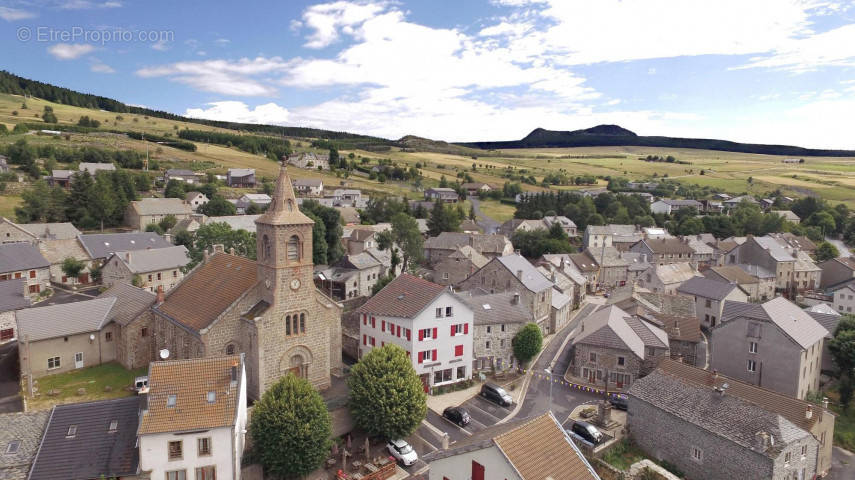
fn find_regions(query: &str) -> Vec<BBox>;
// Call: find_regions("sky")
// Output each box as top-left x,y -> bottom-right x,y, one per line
2,0 -> 855,148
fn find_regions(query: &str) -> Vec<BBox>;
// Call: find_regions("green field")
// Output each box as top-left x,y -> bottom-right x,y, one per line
27,362 -> 147,411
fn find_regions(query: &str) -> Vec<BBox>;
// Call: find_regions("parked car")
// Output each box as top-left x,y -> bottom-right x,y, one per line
443,406 -> 471,427
570,420 -> 604,445
609,395 -> 628,411
480,383 -> 513,407
387,439 -> 418,466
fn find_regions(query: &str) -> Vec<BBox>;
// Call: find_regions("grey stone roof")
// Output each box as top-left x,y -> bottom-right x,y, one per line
621,251 -> 652,272
637,238 -> 695,255
79,232 -> 172,259
677,276 -> 742,301
803,303 -> 840,316
551,288 -> 571,309
206,214 -> 261,233
629,369 -> 813,458
720,297 -> 828,349
663,199 -> 703,207
650,262 -> 699,285
28,397 -> 141,480
97,283 -> 157,327
634,291 -> 697,318
37,238 -> 90,266
339,252 -> 381,270
16,297 -> 116,341
0,410 -> 50,480
585,224 -> 638,236
752,236 -> 795,262
50,170 -> 73,180
293,178 -> 323,187
457,291 -> 532,325
128,197 -> 193,216
495,254 -> 553,293
227,168 -> 254,177
585,246 -> 628,267
0,243 -> 50,273
365,247 -> 393,268
78,162 -> 115,174
18,223 -> 81,241
805,311 -> 841,339
109,245 -> 190,273
574,305 -> 668,358
0,278 -> 30,312
424,232 -> 512,255
542,215 -> 577,229
165,168 -> 195,176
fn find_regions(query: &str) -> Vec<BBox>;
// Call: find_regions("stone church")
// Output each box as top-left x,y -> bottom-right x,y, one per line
139,165 -> 342,399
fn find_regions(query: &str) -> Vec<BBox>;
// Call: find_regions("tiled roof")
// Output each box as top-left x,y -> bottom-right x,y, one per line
37,238 -> 90,265
129,197 -> 193,216
651,262 -> 699,285
79,232 -> 172,259
495,254 -> 553,293
0,243 -> 50,273
0,278 -> 30,312
457,291 -> 532,325
97,283 -> 157,327
720,297 -> 828,349
110,245 -> 190,273
28,397 -> 141,480
0,410 -> 49,479
574,305 -> 668,358
18,222 -> 81,240
677,276 -> 743,301
16,297 -> 116,341
424,232 -> 512,255
356,274 -> 446,318
156,253 -> 257,332
704,265 -> 759,285
139,355 -> 243,435
638,238 -> 695,255
629,365 -> 813,459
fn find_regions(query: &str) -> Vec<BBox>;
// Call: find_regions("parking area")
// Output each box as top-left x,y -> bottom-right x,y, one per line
420,391 -> 515,448
38,285 -> 100,306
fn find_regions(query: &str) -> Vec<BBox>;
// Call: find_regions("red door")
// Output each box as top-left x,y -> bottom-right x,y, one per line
78,273 -> 89,284
472,460 -> 485,480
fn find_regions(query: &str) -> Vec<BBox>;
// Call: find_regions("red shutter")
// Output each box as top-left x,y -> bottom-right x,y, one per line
363,315 -> 367,326
418,352 -> 423,364
363,335 -> 367,345
433,328 -> 437,339
406,329 -> 411,341
455,345 -> 463,357
432,349 -> 437,361
450,325 -> 455,336
418,330 -> 423,341
472,460 -> 485,480
397,326 -> 401,337
382,320 -> 386,332
372,317 -> 376,328
382,341 -> 385,347
464,323 -> 469,334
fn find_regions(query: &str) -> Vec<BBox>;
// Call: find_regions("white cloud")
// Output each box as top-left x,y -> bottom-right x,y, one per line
0,6 -> 35,21
60,0 -> 122,9
214,38 -> 230,45
300,0 -> 389,48
151,40 -> 170,51
185,101 -> 291,124
737,23 -> 855,72
136,57 -> 288,96
90,61 -> 115,73
47,43 -> 95,60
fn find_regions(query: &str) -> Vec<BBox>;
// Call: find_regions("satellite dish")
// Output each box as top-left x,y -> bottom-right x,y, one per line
89,334 -> 95,341
159,349 -> 170,360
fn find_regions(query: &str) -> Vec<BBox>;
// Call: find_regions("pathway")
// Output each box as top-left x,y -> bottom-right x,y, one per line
468,198 -> 500,234
826,237 -> 852,258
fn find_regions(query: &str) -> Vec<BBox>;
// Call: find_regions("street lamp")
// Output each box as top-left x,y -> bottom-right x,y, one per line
544,368 -> 553,413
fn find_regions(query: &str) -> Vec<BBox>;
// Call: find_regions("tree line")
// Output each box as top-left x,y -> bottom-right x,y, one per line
178,129 -> 291,160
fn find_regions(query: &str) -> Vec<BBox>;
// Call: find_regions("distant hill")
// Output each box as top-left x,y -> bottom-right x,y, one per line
458,124 -> 855,157
397,135 -> 485,156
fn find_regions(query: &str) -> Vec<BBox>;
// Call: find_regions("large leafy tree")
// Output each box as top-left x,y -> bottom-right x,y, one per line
305,211 -> 328,265
513,323 -> 543,365
815,241 -> 840,262
199,194 -> 237,217
377,212 -> 423,273
348,344 -> 426,439
300,200 -> 344,265
185,222 -> 257,268
249,373 -> 332,478
427,201 -> 462,236
829,317 -> 855,410
61,257 -> 85,282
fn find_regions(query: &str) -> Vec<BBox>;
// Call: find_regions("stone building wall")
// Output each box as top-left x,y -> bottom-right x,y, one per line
118,311 -> 155,369
473,322 -> 522,371
459,260 -> 551,328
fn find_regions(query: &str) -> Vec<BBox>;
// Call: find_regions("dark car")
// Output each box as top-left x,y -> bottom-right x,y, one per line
609,395 -> 628,411
480,383 -> 512,407
443,406 -> 471,427
570,421 -> 604,445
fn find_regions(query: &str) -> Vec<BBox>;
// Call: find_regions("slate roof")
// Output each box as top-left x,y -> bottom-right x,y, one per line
0,410 -> 49,480
18,223 -> 81,240
793,250 -> 821,272
773,232 -> 817,252
139,355 -> 243,435
78,162 -> 116,174
356,274 -> 446,319
704,265 -> 760,285
586,224 -> 638,236
677,276 -> 744,301
97,283 -> 157,327
771,210 -> 800,223
629,365 -> 813,459
457,291 -> 532,326
128,197 -> 193,217
495,254 -> 554,293
720,297 -> 828,349
752,236 -> 795,262
185,191 -> 207,202
621,251 -> 652,272
828,256 -> 855,271
293,178 -> 323,187
79,232 -> 172,259
542,215 -> 577,229
16,297 -> 116,342
228,168 -> 255,177
574,305 -> 668,358
446,245 -> 489,269
569,252 -> 599,272
651,262 -> 699,285
0,243 -> 50,273
803,303 -> 840,316
551,288 -> 571,309
37,238 -> 90,266
109,245 -> 190,273
0,278 -> 30,312
165,168 -> 195,176
424,232 -> 512,255
156,253 -> 257,332
637,238 -> 695,255
339,252 -> 381,270
617,291 -> 701,343
209,214 -> 261,233
28,397 -> 141,480
49,169 -> 73,180
806,310 -> 841,339
585,246 -> 628,268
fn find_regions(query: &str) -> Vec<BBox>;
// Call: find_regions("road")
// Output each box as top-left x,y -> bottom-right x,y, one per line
468,198 -> 500,234
826,237 -> 852,258
0,341 -> 22,413
831,447 -> 855,479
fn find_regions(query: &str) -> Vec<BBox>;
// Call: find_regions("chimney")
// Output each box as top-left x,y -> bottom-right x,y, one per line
203,249 -> 210,262
806,405 -> 813,420
793,248 -> 800,258
229,247 -> 236,255
512,292 -> 520,305
822,397 -> 829,409
156,285 -> 165,304
213,244 -> 225,254
468,235 -> 474,248
516,269 -> 523,280
754,431 -> 771,451
163,233 -> 172,244
125,251 -> 131,263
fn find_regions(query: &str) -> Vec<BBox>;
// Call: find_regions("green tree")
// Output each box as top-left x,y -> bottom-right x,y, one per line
815,241 -> 839,262
329,148 -> 340,169
439,176 -> 449,188
42,106 -> 57,123
61,257 -> 85,282
427,201 -> 461,236
371,274 -> 395,295
512,323 -> 543,365
164,179 -> 186,199
377,212 -> 423,273
250,373 -> 332,478
806,211 -> 837,236
90,177 -> 117,231
245,202 -> 263,215
158,214 -> 178,232
348,344 -> 426,439
145,223 -> 165,234
188,222 -> 256,267
199,195 -> 237,217
305,211 -> 328,265
300,200 -> 344,265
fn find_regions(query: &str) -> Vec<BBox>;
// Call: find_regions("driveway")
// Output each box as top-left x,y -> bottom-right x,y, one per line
468,198 -> 500,234
831,447 -> 855,479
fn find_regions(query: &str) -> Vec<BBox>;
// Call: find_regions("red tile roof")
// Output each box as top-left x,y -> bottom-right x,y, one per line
356,274 -> 446,318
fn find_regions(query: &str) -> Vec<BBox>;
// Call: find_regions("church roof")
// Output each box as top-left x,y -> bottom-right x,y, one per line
256,165 -> 314,226
155,253 -> 257,332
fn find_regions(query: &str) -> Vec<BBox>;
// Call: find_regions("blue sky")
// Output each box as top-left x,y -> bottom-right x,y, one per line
2,0 -> 855,148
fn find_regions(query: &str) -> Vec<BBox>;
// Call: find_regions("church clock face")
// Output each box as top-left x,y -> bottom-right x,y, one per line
290,278 -> 301,290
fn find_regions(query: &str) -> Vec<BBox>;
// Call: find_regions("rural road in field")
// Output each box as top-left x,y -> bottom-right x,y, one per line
469,198 -> 500,234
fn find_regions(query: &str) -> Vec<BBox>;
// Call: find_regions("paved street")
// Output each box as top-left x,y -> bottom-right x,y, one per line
831,446 -> 855,479
0,341 -> 22,413
468,198 -> 500,234
38,285 -> 100,306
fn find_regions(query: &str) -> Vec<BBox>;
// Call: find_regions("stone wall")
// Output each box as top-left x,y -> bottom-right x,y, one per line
473,322 -> 522,371
459,260 -> 551,328
118,311 -> 155,369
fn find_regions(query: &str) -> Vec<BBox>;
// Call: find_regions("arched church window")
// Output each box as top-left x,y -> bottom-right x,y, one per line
287,199 -> 294,212
300,313 -> 306,334
262,235 -> 271,260
292,315 -> 299,336
287,235 -> 300,261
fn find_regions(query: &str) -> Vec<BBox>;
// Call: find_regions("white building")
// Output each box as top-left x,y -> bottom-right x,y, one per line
833,284 -> 855,314
138,355 -> 248,480
357,274 -> 473,391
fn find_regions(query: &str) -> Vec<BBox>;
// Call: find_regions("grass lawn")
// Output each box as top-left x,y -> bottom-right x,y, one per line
823,387 -> 855,451
601,439 -> 647,471
28,362 -> 147,411
0,194 -> 21,218
476,199 -> 515,223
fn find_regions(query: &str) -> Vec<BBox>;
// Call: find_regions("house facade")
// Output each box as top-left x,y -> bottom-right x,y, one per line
293,178 -> 324,196
185,191 -> 209,211
226,168 -> 256,187
819,257 -> 855,289
676,276 -> 749,329
0,279 -> 30,345
424,187 -> 459,203
0,243 -> 51,296
433,245 -> 489,287
126,198 -> 193,231
832,284 -> 855,314
423,232 -> 513,265
101,245 -> 190,293
629,238 -> 696,266
458,291 -> 531,372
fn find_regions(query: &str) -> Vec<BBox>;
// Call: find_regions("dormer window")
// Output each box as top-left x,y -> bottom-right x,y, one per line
5,441 -> 20,455
66,425 -> 77,438
167,394 -> 177,407
108,420 -> 118,432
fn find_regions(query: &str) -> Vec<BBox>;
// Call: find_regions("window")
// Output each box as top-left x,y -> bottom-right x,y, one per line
749,341 -> 758,354
195,466 -> 216,480
0,328 -> 13,341
486,326 -> 491,333
262,235 -> 271,260
108,420 -> 118,432
421,328 -> 432,340
168,440 -> 183,460
157,272 -> 162,280
47,356 -> 60,370
287,235 -> 300,261
435,307 -> 442,318
485,341 -> 491,349
105,331 -> 112,342
784,452 -> 791,464
801,444 -> 807,457
691,446 -> 703,462
589,352 -> 597,363
442,272 -> 449,279
457,366 -> 466,379
29,270 -> 35,279
207,391 -> 216,403
501,324 -> 505,332
173,270 -> 178,277
5,440 -> 20,455
617,356 -> 625,366
454,345 -> 464,357
66,425 -> 77,437
747,360 -> 757,372
225,344 -> 235,355
148,274 -> 153,282
446,306 -> 453,317
705,299 -> 711,308
166,470 -> 186,480
141,327 -> 148,337
419,350 -> 432,363
286,315 -> 291,336
300,313 -> 306,333
198,437 -> 212,456
14,272 -> 20,279
167,395 -> 177,407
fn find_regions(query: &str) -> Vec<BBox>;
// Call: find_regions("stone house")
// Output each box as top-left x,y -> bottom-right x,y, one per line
424,187 -> 459,203
792,249 -> 822,291
287,152 -> 329,170
710,297 -> 827,400
97,283 -> 157,370
79,232 -> 173,267
0,218 -> 80,245
433,245 -> 489,287
343,227 -> 379,255
550,288 -> 572,333
226,167 -> 256,187
144,166 -> 342,400
569,305 -> 670,392
458,254 -> 554,333
292,178 -> 324,196
101,245 -> 190,293
17,297 -> 118,379
629,238 -> 696,266
164,168 -> 199,184
0,243 -> 50,296
458,291 -> 532,371
426,413 -> 600,480
703,265 -> 775,302
423,232 -> 513,265
636,262 -> 700,295
497,218 -> 547,238
0,410 -> 49,480
621,251 -> 653,284
628,359 -> 830,480
650,198 -> 703,215
586,246 -> 629,289
804,306 -> 842,373
583,224 -> 642,251
184,191 -> 209,211
126,198 -> 193,231
771,232 -> 817,256
356,274 -> 473,391
330,252 -> 383,299
138,356 -> 247,480
726,235 -> 795,293
832,283 -> 855,315
0,279 -> 30,345
37,236 -> 94,286
676,276 -> 749,329
460,182 -> 493,196
567,252 -> 599,291
686,235 -> 715,266
234,193 -> 272,214
536,254 -> 587,307
818,256 -> 855,289
542,215 -> 577,236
